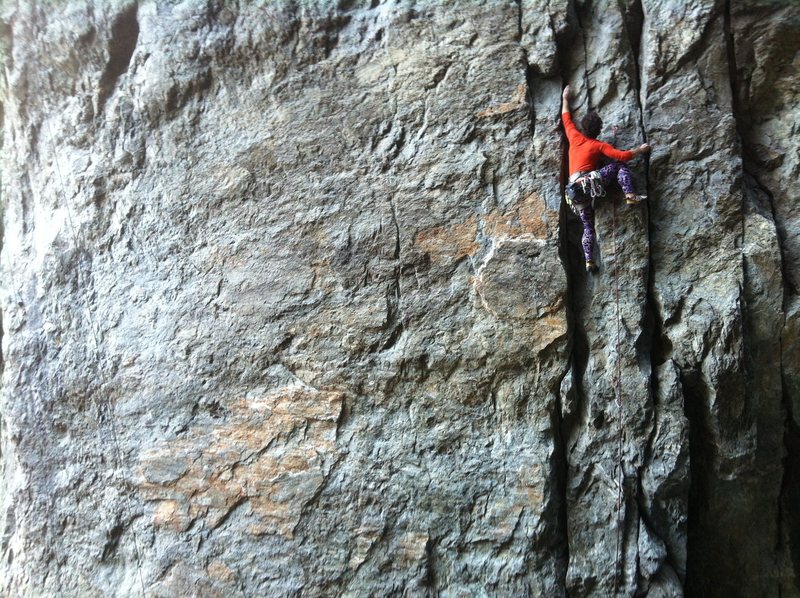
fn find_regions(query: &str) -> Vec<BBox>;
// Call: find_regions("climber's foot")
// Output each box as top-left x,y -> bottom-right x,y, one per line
626,193 -> 646,205
585,260 -> 599,273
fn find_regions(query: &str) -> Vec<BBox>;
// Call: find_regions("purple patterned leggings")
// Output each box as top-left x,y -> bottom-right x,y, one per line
599,161 -> 635,195
574,161 -> 635,262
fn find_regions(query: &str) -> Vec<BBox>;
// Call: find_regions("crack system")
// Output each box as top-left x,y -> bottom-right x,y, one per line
556,0 -> 680,593
97,2 -> 139,114
621,1 -> 687,589
517,0 -> 574,589
723,0 -> 800,592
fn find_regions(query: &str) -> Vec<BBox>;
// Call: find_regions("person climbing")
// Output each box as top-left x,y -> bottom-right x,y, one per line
561,84 -> 650,273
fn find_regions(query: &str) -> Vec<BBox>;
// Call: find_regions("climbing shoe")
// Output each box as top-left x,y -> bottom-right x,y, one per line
625,194 -> 647,205
585,260 -> 599,273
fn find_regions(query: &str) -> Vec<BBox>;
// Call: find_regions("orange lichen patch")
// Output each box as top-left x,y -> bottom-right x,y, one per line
519,463 -> 545,509
153,562 -> 235,598
466,495 -> 524,544
349,526 -> 384,570
398,531 -> 429,564
414,216 -> 479,263
475,83 -> 527,118
526,313 -> 569,353
207,560 -> 236,584
138,385 -> 343,539
152,500 -> 183,531
483,192 -> 549,240
414,193 -> 552,266
540,312 -> 568,331
492,504 -> 525,541
525,487 -> 545,507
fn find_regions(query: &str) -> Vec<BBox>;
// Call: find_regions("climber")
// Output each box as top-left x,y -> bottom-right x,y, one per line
561,85 -> 650,273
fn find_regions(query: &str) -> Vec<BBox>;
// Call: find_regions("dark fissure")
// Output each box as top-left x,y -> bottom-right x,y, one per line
97,2 -> 139,114
725,0 -> 800,594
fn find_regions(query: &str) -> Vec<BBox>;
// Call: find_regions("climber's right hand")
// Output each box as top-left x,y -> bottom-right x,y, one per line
636,143 -> 651,155
562,85 -> 571,100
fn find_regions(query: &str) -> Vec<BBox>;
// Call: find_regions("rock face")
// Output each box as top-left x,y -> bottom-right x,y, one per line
0,1 -> 797,596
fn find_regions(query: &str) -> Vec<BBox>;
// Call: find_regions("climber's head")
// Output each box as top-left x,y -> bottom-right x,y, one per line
581,111 -> 602,139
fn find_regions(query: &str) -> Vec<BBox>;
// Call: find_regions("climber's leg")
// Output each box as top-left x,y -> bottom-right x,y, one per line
577,204 -> 597,269
598,161 -> 634,194
598,161 -> 645,204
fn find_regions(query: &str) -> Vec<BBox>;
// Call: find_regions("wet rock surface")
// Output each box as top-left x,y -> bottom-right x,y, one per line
0,1 -> 798,596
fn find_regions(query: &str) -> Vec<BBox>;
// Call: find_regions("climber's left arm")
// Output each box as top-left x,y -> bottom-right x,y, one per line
598,142 -> 650,162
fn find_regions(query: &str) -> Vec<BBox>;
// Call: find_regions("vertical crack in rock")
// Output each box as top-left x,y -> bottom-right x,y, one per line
0,75 -> 5,567
380,193 -> 403,354
516,0 -> 536,139
570,0 -> 592,108
624,1 -> 677,582
525,65 -> 536,139
5,1 -> 797,594
97,2 -> 139,114
783,416 -> 800,588
519,0 -> 572,587
550,18 -> 586,593
724,0 -> 800,589
101,521 -> 125,562
626,0 -> 685,591
681,367 -> 713,594
0,90 -> 4,382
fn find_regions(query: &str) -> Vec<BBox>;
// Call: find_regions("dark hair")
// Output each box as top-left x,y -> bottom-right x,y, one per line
580,111 -> 603,139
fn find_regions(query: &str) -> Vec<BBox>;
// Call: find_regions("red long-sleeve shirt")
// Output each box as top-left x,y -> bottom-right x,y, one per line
562,111 -> 633,176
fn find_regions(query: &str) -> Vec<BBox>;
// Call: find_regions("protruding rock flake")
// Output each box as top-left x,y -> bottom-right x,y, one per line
0,1 -> 798,596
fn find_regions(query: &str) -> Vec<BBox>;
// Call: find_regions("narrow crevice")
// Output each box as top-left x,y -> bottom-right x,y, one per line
551,5 -> 612,588
0,138 -> 4,379
680,368 -> 714,596
627,2 -> 691,591
97,2 -> 139,115
570,0 -> 593,109
100,521 -> 125,562
423,536 -> 438,591
525,65 -> 536,139
625,0 -> 667,581
210,496 -> 248,531
725,0 -> 799,588
626,0 -> 648,147
522,0 -> 585,588
546,374 -> 572,586
635,478 -> 684,585
0,16 -> 12,74
780,416 -> 800,593
722,0 -> 778,304
619,473 -> 639,594
381,193 -> 404,355
741,164 -> 796,297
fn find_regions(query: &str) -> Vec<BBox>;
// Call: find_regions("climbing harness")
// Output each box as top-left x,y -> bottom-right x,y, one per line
579,171 -> 606,199
565,170 -> 605,215
611,194 -> 625,596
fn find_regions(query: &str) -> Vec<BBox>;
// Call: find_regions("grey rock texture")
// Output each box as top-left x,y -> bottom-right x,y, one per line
0,1 -> 797,596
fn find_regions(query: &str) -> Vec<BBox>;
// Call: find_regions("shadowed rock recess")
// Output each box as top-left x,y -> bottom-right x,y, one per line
0,1 -> 797,596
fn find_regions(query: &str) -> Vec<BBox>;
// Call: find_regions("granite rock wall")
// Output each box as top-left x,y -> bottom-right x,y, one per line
0,1 -> 797,596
